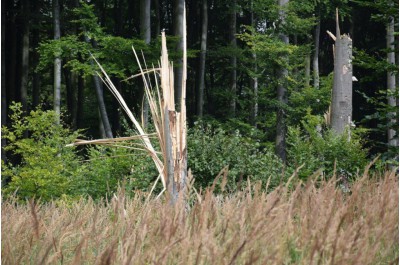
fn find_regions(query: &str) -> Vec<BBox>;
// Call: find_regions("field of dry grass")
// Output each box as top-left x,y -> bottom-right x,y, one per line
2,169 -> 398,265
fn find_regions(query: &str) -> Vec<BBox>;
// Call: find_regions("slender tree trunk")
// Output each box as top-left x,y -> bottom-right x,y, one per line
330,11 -> 353,135
64,67 -> 75,125
251,55 -> 258,126
98,110 -> 106,139
32,33 -> 40,107
53,0 -> 62,124
140,0 -> 151,43
313,13 -> 320,89
32,1 -> 40,108
304,53 -> 311,87
76,73 -> 85,129
275,0 -> 289,162
386,15 -> 398,148
94,74 -> 113,138
196,0 -> 208,117
74,0 -> 83,131
111,1 -> 123,134
250,3 -> 258,126
141,0 -> 151,127
21,0 -> 30,113
2,6 -> 7,163
229,0 -> 237,116
82,30 -> 113,138
153,0 -> 160,38
173,0 -> 185,111
6,2 -> 17,109
110,77 -> 121,135
91,39 -> 113,138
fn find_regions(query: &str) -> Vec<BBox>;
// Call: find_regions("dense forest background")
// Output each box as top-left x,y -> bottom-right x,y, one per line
1,0 -> 398,200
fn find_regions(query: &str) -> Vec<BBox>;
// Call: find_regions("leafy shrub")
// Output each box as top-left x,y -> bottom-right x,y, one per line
2,103 -> 81,201
287,111 -> 368,180
289,74 -> 332,125
74,146 -> 157,199
188,122 -> 289,191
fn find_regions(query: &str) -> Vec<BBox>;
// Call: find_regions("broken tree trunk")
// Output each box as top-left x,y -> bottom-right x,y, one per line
330,10 -> 353,135
386,14 -> 398,148
68,11 -> 188,206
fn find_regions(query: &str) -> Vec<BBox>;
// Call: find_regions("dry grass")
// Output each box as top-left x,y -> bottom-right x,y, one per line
2,169 -> 398,265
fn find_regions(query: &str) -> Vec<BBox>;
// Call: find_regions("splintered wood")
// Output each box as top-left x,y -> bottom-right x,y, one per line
68,28 -> 188,202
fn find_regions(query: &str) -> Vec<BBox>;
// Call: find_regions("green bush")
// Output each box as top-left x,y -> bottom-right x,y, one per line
74,146 -> 157,199
2,103 -> 82,201
287,111 -> 368,180
188,122 -> 290,191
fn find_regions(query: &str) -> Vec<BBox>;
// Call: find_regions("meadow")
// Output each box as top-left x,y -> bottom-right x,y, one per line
2,168 -> 398,265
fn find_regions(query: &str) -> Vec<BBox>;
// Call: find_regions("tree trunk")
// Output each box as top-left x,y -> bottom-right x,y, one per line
153,0 -> 160,38
5,1 -> 17,110
386,15 -> 398,148
32,31 -> 40,108
275,0 -> 289,162
20,0 -> 30,113
64,67 -> 75,126
2,6 -> 7,163
76,73 -> 85,129
330,12 -> 353,135
83,32 -> 113,138
53,0 -> 62,124
229,0 -> 237,116
173,0 -> 185,111
164,107 -> 178,204
313,14 -> 320,89
196,0 -> 208,117
94,74 -> 113,138
140,0 -> 151,128
111,1 -> 123,135
32,0 -> 41,108
140,0 -> 151,43
304,53 -> 311,87
250,2 -> 258,126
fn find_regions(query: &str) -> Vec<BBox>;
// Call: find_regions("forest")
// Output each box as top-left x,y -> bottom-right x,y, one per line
1,0 -> 399,263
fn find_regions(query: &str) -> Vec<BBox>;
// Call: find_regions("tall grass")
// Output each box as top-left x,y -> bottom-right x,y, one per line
2,170 -> 398,264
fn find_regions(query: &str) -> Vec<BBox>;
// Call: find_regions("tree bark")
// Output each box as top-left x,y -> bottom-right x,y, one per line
64,67 -> 75,126
2,5 -> 7,163
94,74 -> 113,138
275,0 -> 289,162
111,1 -> 123,134
153,0 -> 160,38
140,0 -> 151,128
313,14 -> 320,89
196,0 -> 208,117
386,15 -> 398,148
164,107 -> 178,204
330,12 -> 353,135
76,73 -> 85,130
83,31 -> 113,138
32,0 -> 41,108
5,1 -> 17,110
140,0 -> 151,44
53,0 -> 62,124
305,53 -> 311,87
229,0 -> 237,116
32,31 -> 40,107
21,0 -> 30,113
250,2 -> 258,126
173,0 -> 185,111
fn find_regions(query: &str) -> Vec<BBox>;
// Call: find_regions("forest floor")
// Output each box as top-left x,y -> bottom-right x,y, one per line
2,170 -> 398,265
